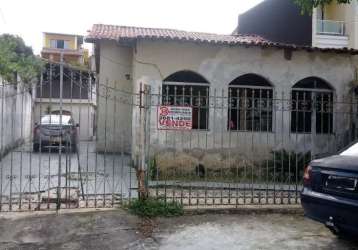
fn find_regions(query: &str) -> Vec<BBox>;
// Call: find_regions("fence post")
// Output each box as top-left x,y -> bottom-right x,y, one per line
137,83 -> 151,200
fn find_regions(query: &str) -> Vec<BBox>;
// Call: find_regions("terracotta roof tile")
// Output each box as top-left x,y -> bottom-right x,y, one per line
86,24 -> 358,54
87,24 -> 270,44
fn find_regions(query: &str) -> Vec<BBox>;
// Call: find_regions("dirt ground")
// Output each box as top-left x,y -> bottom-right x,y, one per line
0,209 -> 357,250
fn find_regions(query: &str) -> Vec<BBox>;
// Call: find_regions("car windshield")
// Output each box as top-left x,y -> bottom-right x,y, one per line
340,142 -> 358,156
40,115 -> 72,125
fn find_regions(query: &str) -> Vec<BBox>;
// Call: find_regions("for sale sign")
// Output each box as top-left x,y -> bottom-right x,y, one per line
158,106 -> 192,130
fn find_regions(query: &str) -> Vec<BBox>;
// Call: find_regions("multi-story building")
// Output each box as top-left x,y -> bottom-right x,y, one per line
235,0 -> 358,50
41,32 -> 87,65
37,32 -> 96,141
312,2 -> 358,49
234,0 -> 312,46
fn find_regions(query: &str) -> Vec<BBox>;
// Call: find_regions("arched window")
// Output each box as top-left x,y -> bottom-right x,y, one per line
162,70 -> 209,130
228,74 -> 273,132
291,77 -> 334,134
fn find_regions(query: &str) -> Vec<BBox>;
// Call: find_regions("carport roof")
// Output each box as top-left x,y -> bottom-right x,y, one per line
86,24 -> 358,55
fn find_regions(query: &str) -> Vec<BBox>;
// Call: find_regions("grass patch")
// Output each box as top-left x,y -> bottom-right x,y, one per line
127,198 -> 184,218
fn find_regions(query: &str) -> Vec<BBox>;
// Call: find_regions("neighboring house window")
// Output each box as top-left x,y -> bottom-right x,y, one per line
162,71 -> 209,130
56,40 -> 65,49
64,41 -> 70,49
228,74 -> 273,132
291,77 -> 334,134
50,39 -> 57,48
49,39 -> 69,49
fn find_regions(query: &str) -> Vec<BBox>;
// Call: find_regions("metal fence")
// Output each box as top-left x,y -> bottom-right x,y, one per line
144,84 -> 358,207
1,64 -> 358,212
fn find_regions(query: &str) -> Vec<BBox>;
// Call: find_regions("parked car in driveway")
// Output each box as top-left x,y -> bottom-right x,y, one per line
301,141 -> 358,237
33,115 -> 79,153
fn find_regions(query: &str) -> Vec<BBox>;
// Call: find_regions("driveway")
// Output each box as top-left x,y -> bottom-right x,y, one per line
0,209 -> 357,250
155,213 -> 358,250
0,142 -> 137,211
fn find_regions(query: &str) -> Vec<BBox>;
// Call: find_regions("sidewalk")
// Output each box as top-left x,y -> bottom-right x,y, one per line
0,208 -> 356,250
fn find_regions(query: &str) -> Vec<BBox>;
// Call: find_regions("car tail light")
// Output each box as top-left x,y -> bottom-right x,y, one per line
303,165 -> 312,186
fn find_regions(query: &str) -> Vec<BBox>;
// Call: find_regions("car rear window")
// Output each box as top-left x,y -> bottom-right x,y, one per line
340,142 -> 358,156
41,115 -> 72,125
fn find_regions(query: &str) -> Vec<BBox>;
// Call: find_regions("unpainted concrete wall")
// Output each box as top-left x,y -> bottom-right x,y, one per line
97,39 -> 358,161
131,40 -> 357,159
0,83 -> 33,157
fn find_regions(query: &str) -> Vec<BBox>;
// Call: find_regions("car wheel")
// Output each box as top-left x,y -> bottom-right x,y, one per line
33,143 -> 39,152
328,226 -> 353,239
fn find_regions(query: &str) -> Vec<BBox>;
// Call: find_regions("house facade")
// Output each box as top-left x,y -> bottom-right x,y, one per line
41,32 -> 88,65
235,0 -> 358,50
36,32 -> 95,140
87,24 -> 358,162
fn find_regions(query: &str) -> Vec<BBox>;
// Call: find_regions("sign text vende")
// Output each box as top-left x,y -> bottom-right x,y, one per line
158,106 -> 192,130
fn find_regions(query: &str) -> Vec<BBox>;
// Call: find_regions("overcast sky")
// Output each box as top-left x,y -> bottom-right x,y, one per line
0,0 -> 263,55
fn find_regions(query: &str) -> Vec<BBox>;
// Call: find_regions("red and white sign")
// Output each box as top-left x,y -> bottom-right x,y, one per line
158,106 -> 192,130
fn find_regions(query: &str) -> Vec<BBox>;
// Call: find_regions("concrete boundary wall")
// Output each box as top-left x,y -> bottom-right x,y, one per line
0,83 -> 33,158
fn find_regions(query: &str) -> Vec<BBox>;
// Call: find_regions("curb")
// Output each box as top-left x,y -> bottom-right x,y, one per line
0,207 -> 119,220
184,205 -> 303,216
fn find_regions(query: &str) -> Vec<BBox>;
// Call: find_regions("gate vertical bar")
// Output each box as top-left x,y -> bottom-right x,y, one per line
0,80 -> 4,211
57,53 -> 64,211
103,79 -> 109,207
9,78 -> 16,211
19,81 -> 24,210
37,67 -> 43,210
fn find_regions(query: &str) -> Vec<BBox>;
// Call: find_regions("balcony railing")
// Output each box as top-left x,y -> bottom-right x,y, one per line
316,19 -> 346,36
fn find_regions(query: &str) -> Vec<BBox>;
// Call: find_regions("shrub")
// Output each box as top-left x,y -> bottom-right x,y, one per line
267,150 -> 311,182
0,34 -> 43,83
127,198 -> 184,218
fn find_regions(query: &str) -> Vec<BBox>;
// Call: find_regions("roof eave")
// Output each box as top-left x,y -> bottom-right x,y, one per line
85,35 -> 358,55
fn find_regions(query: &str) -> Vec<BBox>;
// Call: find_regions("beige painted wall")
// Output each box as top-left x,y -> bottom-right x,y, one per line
44,34 -> 77,50
96,40 -> 133,153
315,2 -> 358,49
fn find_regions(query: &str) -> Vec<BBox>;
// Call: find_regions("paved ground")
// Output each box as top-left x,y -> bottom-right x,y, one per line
0,141 -> 302,210
0,142 -> 137,211
0,209 -> 357,250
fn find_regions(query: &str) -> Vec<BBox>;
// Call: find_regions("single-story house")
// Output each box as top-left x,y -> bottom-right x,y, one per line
86,24 -> 358,163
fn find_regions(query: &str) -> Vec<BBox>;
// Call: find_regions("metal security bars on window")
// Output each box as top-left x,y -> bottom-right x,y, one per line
162,84 -> 209,130
228,74 -> 273,132
291,77 -> 334,134
228,87 -> 273,132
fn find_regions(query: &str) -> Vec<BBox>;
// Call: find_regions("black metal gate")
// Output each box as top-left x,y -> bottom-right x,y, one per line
0,60 -> 136,212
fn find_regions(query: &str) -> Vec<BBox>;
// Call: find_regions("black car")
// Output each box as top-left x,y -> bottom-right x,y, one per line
33,115 -> 79,153
301,142 -> 358,237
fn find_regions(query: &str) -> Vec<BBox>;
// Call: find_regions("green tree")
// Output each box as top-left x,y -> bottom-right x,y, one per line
0,34 -> 42,84
294,0 -> 352,14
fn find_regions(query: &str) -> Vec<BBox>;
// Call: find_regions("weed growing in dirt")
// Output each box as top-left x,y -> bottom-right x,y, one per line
126,198 -> 184,218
